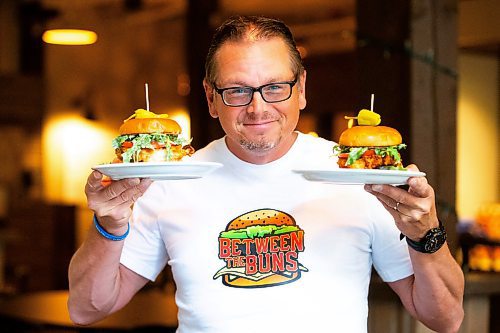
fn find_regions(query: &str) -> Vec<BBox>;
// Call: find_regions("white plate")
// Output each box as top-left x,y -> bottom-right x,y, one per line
92,161 -> 223,180
293,168 -> 426,185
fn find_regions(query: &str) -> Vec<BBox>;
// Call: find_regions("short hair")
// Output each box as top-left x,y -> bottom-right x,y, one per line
205,15 -> 304,86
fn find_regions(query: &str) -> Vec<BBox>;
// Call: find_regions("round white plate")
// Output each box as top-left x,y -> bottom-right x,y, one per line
92,161 -> 223,180
293,168 -> 426,185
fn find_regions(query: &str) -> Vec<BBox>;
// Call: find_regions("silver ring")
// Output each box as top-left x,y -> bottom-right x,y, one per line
395,202 -> 411,218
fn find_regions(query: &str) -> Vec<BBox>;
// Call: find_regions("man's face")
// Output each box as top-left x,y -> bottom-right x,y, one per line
204,38 -> 307,164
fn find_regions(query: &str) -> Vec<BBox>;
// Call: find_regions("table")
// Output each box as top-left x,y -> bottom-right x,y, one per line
0,289 -> 178,330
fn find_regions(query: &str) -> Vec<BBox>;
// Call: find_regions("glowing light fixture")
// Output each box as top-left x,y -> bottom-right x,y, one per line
42,29 -> 97,45
42,113 -> 115,205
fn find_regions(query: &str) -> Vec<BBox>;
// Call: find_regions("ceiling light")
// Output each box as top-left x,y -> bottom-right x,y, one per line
42,29 -> 97,45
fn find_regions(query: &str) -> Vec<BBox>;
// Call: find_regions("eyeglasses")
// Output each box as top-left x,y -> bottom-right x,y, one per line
213,77 -> 298,107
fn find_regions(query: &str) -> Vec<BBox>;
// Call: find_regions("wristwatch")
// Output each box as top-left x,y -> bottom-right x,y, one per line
404,221 -> 447,254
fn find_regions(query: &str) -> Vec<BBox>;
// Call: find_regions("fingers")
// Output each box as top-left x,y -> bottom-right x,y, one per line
364,163 -> 432,206
373,198 -> 413,232
364,165 -> 439,239
406,164 -> 418,172
365,183 -> 431,215
366,186 -> 421,220
101,178 -> 153,212
405,164 -> 432,199
364,184 -> 408,207
85,171 -> 105,194
393,202 -> 413,219
97,201 -> 135,225
84,170 -> 153,235
102,178 -> 141,201
86,171 -> 153,221
407,176 -> 432,199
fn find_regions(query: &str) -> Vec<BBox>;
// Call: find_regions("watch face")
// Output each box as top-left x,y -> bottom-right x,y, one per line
424,228 -> 447,253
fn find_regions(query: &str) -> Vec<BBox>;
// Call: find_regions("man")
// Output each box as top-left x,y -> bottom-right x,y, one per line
68,16 -> 464,332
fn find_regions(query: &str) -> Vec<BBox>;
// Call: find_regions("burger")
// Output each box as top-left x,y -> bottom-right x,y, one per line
213,209 -> 308,288
333,125 -> 406,169
112,109 -> 195,163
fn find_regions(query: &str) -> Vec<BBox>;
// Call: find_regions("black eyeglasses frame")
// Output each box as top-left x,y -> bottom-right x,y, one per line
213,77 -> 298,107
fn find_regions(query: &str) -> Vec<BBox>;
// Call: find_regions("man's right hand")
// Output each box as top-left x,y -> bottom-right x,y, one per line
68,171 -> 152,325
85,171 -> 153,235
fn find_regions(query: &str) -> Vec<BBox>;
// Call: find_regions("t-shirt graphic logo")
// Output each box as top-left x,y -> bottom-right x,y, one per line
213,209 -> 308,288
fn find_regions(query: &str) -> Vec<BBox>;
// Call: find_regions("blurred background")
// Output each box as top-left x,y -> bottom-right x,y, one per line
0,0 -> 498,332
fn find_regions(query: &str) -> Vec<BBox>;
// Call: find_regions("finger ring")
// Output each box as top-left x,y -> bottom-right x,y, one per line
395,202 -> 411,218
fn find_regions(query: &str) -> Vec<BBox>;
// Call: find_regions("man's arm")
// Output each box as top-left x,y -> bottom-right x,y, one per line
68,171 -> 152,325
365,165 -> 464,332
388,244 -> 464,332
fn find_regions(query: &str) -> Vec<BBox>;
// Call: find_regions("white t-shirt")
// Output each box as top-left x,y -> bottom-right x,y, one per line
121,132 -> 413,333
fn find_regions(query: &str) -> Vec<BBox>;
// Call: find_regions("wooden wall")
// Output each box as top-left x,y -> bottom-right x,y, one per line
5,203 -> 75,292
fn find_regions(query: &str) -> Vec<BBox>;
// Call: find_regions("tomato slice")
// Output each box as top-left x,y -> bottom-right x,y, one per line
151,141 -> 165,149
362,149 -> 375,157
339,153 -> 349,158
121,141 -> 133,148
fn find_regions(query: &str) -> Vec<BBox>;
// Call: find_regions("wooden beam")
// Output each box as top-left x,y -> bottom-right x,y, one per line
356,0 -> 411,158
356,0 -> 459,250
185,0 -> 223,149
410,0 -> 459,250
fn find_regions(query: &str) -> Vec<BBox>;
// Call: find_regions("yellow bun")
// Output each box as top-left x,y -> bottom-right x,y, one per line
119,118 -> 182,135
227,209 -> 295,231
339,125 -> 402,147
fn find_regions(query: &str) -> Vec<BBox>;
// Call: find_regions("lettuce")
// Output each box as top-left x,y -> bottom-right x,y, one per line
113,133 -> 191,163
333,143 -> 406,166
220,224 -> 300,239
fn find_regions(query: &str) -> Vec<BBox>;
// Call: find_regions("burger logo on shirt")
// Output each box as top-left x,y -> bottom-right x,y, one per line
213,209 -> 308,288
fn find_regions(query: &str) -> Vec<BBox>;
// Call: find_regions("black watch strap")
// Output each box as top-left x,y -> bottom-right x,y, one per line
403,220 -> 447,254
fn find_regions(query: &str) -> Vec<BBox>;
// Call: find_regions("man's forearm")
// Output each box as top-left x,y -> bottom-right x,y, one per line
67,227 -> 126,325
410,244 -> 465,332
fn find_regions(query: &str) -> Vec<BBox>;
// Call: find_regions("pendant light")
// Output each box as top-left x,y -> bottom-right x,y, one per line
42,28 -> 97,45
41,3 -> 98,46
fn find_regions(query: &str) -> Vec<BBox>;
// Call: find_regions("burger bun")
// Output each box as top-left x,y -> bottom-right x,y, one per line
227,209 -> 295,231
223,271 -> 300,288
339,125 -> 402,147
119,118 -> 182,135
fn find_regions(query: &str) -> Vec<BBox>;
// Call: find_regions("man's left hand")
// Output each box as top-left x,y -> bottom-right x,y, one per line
364,164 -> 439,241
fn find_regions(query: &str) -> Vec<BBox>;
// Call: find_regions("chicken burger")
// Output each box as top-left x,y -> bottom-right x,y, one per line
333,125 -> 406,169
112,109 -> 194,163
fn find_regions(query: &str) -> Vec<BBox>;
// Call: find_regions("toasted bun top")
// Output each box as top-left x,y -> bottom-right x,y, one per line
119,118 -> 182,135
339,125 -> 402,147
227,209 -> 295,230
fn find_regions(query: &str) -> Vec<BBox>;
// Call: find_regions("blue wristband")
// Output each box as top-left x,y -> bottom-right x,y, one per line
93,214 -> 129,241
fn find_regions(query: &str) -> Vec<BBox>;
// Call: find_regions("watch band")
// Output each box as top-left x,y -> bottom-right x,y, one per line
403,220 -> 447,254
